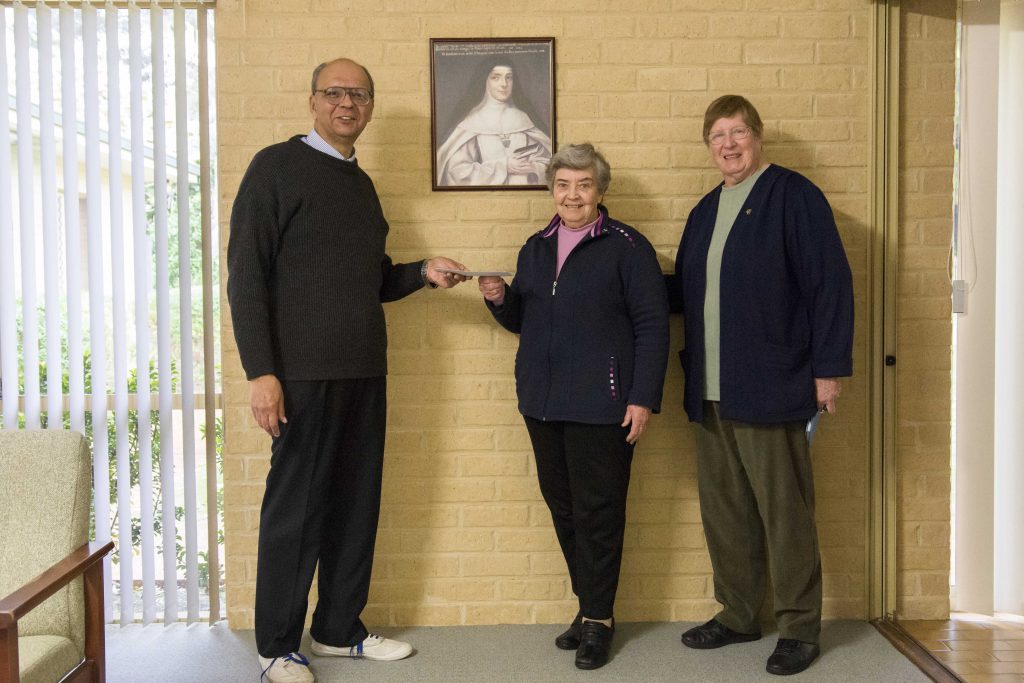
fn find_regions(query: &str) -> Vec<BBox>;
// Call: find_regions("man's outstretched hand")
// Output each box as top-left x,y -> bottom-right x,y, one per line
425,256 -> 469,288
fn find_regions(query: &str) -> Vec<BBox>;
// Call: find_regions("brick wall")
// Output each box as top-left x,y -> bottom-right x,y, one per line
216,0 -> 953,628
896,0 -> 955,620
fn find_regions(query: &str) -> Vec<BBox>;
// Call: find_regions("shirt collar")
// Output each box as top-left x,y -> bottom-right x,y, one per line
303,128 -> 356,162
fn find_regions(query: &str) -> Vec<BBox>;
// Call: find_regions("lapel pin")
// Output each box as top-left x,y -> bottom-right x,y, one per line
745,208 -> 752,215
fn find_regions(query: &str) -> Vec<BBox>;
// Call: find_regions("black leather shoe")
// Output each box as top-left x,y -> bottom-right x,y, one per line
681,618 -> 761,649
766,638 -> 820,676
555,612 -> 582,650
574,620 -> 614,670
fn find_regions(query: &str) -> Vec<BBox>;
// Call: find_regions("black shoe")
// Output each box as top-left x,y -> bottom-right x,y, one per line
766,638 -> 820,676
574,620 -> 614,670
555,612 -> 583,650
681,618 -> 761,649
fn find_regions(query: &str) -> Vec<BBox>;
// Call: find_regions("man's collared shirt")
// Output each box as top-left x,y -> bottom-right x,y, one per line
303,128 -> 355,162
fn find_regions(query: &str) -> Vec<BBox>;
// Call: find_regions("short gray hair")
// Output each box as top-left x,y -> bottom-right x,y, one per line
310,58 -> 375,97
545,143 -> 612,195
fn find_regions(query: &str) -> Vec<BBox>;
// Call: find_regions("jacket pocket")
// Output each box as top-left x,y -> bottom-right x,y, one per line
762,341 -> 806,368
758,343 -> 815,415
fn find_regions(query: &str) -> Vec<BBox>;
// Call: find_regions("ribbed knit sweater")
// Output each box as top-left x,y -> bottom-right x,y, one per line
227,136 -> 424,381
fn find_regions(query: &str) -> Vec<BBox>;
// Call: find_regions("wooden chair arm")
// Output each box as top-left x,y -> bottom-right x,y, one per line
0,540 -> 114,627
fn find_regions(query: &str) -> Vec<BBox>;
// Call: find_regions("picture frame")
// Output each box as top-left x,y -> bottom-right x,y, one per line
430,37 -> 556,191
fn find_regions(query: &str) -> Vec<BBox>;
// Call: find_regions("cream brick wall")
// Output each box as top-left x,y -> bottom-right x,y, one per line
217,0 -> 953,628
896,0 -> 955,620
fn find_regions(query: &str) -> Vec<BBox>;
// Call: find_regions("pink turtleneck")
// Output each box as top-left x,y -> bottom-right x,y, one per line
556,217 -> 599,277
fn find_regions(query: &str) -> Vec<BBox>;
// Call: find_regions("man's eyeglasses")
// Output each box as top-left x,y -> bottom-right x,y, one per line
313,86 -> 373,106
708,126 -> 753,146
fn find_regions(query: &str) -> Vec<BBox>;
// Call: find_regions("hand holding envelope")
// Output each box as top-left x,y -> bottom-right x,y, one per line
424,257 -> 472,288
432,267 -> 511,304
477,274 -> 509,306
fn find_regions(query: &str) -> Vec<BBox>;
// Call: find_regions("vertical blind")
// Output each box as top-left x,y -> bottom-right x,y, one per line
0,0 -> 220,625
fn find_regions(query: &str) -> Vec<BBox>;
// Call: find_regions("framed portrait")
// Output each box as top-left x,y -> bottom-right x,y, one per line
430,37 -> 556,191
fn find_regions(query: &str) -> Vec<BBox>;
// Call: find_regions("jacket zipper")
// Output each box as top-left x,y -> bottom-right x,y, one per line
543,230 -> 601,419
544,277 -> 556,420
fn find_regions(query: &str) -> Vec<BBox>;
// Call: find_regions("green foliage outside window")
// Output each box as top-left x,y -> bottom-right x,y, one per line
3,310 -> 223,606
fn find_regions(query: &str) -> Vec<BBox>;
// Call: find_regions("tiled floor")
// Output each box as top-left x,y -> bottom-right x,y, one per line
901,612 -> 1024,682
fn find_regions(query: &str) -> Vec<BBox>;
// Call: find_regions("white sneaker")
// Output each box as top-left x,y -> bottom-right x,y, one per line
259,652 -> 314,683
310,633 -> 413,661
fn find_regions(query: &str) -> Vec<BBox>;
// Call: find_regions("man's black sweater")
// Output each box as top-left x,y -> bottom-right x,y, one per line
227,136 -> 424,381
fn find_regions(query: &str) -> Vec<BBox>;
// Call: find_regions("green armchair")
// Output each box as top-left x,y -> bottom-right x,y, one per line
0,430 -> 114,683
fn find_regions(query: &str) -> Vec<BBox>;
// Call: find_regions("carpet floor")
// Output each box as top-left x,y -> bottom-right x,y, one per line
106,619 -> 929,682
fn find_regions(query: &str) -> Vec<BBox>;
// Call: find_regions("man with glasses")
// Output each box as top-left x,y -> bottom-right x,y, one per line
228,57 -> 468,683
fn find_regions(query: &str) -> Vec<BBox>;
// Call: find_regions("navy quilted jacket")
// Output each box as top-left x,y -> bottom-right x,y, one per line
487,205 -> 670,425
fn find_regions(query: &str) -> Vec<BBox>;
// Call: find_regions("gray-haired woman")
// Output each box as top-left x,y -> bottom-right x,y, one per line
478,143 -> 669,670
669,95 -> 853,676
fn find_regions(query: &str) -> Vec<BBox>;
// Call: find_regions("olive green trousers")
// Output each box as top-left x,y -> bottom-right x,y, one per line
696,401 -> 822,644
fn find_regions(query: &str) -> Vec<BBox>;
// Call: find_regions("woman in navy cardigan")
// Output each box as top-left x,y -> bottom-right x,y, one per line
479,143 -> 669,671
668,96 -> 854,677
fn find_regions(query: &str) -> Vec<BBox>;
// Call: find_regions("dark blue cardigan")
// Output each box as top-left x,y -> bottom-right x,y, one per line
667,164 -> 854,424
488,206 -> 670,425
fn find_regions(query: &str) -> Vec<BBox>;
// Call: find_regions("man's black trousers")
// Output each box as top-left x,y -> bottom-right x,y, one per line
255,377 -> 386,657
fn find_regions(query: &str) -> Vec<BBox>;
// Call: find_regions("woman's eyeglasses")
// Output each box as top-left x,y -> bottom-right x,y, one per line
708,126 -> 752,146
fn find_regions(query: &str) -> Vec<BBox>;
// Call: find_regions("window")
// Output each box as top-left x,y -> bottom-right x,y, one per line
0,1 -> 221,624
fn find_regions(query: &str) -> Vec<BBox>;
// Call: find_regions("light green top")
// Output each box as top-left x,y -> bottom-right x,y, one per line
703,166 -> 767,400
